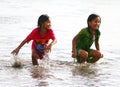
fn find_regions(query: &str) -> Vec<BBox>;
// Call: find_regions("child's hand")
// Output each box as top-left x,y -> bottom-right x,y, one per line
97,50 -> 104,58
11,48 -> 19,55
101,54 -> 104,58
72,50 -> 77,58
45,44 -> 52,53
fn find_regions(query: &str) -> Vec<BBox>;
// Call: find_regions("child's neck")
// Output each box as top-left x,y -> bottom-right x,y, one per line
90,28 -> 96,40
90,28 -> 95,34
40,28 -> 48,34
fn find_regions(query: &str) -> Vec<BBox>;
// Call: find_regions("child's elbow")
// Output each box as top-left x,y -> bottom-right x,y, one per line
72,36 -> 77,42
54,39 -> 57,44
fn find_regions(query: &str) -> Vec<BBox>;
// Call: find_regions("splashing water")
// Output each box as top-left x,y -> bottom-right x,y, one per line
30,52 -> 51,79
38,52 -> 50,68
11,55 -> 23,68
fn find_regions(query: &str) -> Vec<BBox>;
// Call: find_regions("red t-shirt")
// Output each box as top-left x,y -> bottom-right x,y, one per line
26,27 -> 56,50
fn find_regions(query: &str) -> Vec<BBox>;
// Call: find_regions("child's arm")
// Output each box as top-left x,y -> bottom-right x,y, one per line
72,34 -> 78,58
45,39 -> 57,52
95,40 -> 103,58
50,39 -> 57,46
11,39 -> 27,55
95,40 -> 100,51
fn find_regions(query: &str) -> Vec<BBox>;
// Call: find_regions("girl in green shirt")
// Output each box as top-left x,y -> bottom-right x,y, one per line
72,14 -> 103,63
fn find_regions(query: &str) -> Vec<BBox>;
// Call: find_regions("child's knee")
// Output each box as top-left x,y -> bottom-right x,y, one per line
90,50 -> 101,58
78,50 -> 88,58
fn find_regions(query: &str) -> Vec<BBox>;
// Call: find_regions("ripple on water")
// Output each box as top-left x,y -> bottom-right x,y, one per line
0,16 -> 21,24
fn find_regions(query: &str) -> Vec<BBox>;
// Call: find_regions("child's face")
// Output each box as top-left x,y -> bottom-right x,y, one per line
88,17 -> 101,30
42,19 -> 51,29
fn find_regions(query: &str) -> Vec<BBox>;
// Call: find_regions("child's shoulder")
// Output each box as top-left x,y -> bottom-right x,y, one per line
28,27 -> 39,35
80,27 -> 88,33
48,28 -> 54,33
33,27 -> 39,31
78,27 -> 89,36
31,27 -> 39,32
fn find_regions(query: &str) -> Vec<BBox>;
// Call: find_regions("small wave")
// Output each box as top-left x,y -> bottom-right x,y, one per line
0,16 -> 21,24
38,81 -> 49,86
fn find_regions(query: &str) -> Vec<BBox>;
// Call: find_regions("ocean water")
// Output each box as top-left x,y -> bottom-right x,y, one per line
0,0 -> 120,87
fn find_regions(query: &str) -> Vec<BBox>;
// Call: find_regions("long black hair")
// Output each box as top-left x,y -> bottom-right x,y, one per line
37,14 -> 49,28
87,14 -> 101,28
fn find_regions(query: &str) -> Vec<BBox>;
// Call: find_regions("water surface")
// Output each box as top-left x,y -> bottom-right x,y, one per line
0,0 -> 120,87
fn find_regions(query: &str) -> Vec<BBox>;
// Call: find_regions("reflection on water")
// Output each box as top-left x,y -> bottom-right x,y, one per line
72,63 -> 99,78
30,65 -> 50,79
30,66 -> 50,87
0,57 -> 118,87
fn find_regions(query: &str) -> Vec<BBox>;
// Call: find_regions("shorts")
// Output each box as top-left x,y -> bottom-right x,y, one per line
35,44 -> 46,59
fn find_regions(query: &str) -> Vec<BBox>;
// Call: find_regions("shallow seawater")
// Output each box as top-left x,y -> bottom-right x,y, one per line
0,0 -> 120,87
0,57 -> 119,87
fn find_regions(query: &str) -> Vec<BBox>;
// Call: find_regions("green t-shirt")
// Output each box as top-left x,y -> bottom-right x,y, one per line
76,27 -> 100,52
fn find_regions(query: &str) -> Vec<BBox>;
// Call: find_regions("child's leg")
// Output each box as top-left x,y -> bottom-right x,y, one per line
87,50 -> 102,63
77,49 -> 88,63
32,50 -> 39,65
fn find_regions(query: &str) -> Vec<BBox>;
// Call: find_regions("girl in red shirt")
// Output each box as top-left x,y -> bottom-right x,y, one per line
11,14 -> 57,65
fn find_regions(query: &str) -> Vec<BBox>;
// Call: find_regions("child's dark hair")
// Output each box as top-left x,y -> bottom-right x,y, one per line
38,14 -> 49,28
87,14 -> 101,28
